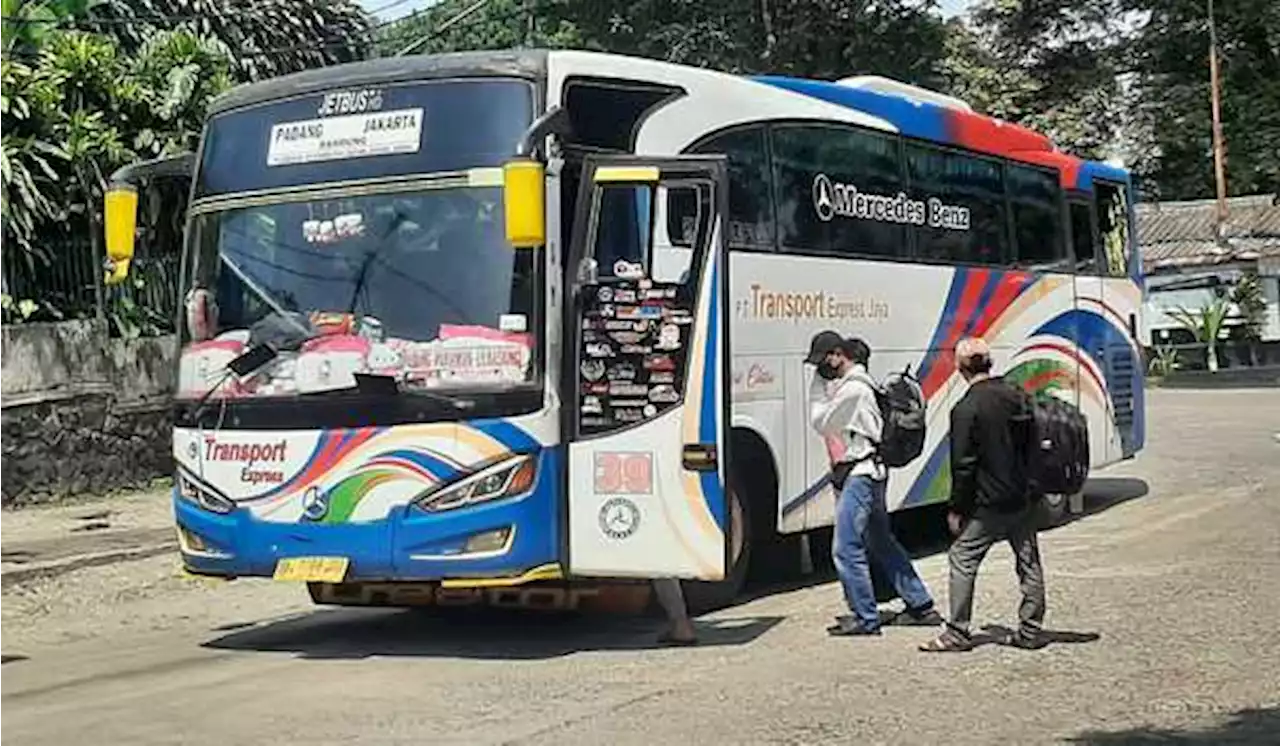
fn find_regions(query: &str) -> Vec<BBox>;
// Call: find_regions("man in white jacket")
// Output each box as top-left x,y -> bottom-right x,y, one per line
806,331 -> 942,636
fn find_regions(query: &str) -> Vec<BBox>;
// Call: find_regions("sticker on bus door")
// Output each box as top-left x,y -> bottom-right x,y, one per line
565,157 -> 730,581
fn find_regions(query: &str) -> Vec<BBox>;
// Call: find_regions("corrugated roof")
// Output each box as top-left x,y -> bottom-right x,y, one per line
1138,194 -> 1280,271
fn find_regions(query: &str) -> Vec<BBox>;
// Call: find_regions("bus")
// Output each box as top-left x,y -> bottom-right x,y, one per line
103,49 -> 1144,612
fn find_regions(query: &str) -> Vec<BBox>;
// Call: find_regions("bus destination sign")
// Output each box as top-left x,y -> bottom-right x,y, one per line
266,108 -> 424,167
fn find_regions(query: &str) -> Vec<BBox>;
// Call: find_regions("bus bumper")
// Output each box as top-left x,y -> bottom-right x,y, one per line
174,447 -> 562,582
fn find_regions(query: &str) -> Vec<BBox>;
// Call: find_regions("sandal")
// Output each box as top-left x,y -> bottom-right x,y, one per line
919,628 -> 974,653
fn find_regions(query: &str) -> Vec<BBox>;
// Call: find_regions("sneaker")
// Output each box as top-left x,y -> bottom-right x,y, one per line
826,619 -> 882,636
1006,630 -> 1048,650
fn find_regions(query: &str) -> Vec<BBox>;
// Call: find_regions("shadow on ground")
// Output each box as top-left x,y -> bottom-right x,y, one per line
1067,706 -> 1280,745
200,477 -> 1146,660
202,607 -> 782,661
894,476 -> 1153,556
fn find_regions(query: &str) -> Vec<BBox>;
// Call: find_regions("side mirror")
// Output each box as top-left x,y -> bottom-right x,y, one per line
502,158 -> 545,249
103,182 -> 139,285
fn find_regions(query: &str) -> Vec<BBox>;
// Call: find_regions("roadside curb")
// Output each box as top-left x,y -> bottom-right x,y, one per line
1,541 -> 178,589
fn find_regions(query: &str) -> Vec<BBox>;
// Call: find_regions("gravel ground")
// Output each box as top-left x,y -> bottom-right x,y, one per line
3,389 -> 1278,745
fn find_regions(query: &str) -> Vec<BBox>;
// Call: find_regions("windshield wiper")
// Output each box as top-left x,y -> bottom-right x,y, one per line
349,373 -> 475,411
348,211 -> 406,315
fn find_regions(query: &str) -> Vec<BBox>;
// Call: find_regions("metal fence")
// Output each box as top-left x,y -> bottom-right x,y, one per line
1,237 -> 181,336
2,238 -> 101,321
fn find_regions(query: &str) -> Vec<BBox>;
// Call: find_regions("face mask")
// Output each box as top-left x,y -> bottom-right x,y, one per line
816,361 -> 840,380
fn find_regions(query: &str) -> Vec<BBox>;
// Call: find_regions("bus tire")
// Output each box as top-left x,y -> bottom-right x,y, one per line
307,581 -> 339,605
680,481 -> 750,615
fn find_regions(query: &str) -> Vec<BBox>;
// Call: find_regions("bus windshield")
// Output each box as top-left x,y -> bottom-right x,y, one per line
179,183 -> 539,400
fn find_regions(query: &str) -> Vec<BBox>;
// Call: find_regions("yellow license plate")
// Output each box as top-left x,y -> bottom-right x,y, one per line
273,556 -> 350,583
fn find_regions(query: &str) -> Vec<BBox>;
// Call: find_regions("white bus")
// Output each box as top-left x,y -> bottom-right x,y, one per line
104,50 -> 1144,610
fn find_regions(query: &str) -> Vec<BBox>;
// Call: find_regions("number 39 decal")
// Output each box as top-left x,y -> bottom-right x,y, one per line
593,452 -> 654,495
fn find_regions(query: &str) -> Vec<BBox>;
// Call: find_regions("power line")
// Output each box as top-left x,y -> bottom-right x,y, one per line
397,0 -> 491,56
365,0 -> 425,18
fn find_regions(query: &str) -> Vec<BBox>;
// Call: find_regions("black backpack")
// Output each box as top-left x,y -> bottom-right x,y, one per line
1017,390 -> 1090,497
854,369 -> 927,469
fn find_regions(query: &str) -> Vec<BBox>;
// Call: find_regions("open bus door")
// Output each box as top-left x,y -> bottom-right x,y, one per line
562,155 -> 731,581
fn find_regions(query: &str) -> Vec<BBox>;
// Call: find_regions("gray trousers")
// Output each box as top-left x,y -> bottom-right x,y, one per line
948,504 -> 1046,636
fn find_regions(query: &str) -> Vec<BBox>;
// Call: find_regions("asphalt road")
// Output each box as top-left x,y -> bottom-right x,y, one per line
3,389 -> 1279,745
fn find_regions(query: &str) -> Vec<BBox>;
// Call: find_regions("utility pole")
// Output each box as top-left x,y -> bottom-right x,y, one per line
1207,0 -> 1229,240
525,0 -> 535,47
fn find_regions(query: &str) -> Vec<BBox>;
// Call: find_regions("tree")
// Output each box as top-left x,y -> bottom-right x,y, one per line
1,59 -> 70,266
86,0 -> 372,81
1125,0 -> 1280,200
1230,270 -> 1267,366
377,0 -> 586,56
942,0 -> 1129,160
381,0 -> 951,85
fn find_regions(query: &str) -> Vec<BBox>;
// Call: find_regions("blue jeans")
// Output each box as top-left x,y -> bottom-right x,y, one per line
833,475 -> 934,630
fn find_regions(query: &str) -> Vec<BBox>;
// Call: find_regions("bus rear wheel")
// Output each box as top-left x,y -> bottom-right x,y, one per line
680,481 -> 750,614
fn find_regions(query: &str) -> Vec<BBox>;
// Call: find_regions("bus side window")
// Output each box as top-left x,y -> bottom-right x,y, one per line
1069,199 -> 1100,273
906,143 -> 1007,266
771,124 -> 906,259
1008,164 -> 1068,271
658,182 -> 710,284
1095,181 -> 1131,277
690,126 -> 776,251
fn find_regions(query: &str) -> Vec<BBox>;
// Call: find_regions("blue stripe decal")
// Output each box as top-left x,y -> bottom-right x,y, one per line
698,257 -> 727,531
962,271 -> 1002,339
916,267 -> 968,382
1077,162 -> 1130,192
469,419 -> 539,454
781,474 -> 832,518
903,438 -> 950,508
1034,309 -> 1120,381
752,76 -> 949,142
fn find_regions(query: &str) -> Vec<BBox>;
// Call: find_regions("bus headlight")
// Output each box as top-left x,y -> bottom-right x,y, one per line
414,454 -> 537,513
177,472 -> 236,514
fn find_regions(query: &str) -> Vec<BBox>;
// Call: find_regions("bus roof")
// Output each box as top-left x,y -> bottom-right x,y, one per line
204,47 -> 1128,191
751,75 -> 1128,191
206,49 -> 547,118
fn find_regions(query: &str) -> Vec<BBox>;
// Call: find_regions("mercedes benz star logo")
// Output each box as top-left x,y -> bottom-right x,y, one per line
301,486 -> 330,521
598,497 -> 641,540
812,173 -> 835,222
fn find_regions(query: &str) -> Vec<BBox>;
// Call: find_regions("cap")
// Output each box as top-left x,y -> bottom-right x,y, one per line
955,337 -> 991,362
805,330 -> 844,364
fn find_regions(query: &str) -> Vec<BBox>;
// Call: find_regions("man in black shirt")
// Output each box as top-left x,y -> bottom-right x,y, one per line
921,337 -> 1047,652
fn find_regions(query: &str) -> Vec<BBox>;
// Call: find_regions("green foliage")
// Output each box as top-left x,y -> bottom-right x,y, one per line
89,0 -> 372,81
382,0 -> 951,84
1,0 -> 275,329
1147,343 -> 1179,377
1125,0 -> 1280,199
1230,271 -> 1267,342
1168,297 -> 1231,372
940,1 -> 1129,160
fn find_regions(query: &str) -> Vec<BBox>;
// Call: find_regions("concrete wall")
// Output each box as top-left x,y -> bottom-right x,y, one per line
1,320 -> 177,505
